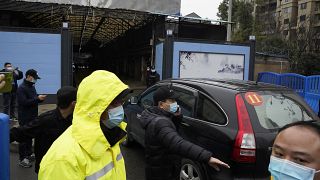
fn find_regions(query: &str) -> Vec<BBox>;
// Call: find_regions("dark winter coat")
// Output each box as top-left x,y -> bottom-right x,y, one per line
140,107 -> 212,180
10,108 -> 72,173
17,79 -> 42,124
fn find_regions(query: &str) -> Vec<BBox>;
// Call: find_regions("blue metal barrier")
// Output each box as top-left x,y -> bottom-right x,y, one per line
0,113 -> 9,180
305,76 -> 320,114
257,72 -> 281,85
258,72 -> 320,114
280,73 -> 306,97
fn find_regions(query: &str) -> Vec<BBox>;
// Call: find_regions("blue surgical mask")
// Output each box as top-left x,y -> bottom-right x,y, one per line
31,79 -> 37,83
169,102 -> 179,113
104,105 -> 124,129
269,156 -> 320,180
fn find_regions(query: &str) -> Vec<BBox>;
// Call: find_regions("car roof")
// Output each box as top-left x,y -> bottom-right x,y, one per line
160,78 -> 290,92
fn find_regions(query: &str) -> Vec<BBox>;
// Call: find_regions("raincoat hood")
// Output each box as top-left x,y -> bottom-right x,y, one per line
72,70 -> 128,158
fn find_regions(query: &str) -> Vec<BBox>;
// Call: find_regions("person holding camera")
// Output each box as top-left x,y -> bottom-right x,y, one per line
1,62 -> 23,120
0,74 -> 6,89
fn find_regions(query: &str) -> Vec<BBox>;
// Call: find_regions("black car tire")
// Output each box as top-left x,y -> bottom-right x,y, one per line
180,159 -> 207,180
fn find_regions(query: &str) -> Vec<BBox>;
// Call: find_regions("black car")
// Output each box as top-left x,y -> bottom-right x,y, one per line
124,78 -> 318,180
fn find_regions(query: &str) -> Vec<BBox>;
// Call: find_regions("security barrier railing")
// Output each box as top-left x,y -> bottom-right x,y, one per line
257,72 -> 320,114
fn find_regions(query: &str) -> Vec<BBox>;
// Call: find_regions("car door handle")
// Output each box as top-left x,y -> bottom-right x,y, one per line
136,114 -> 141,119
181,122 -> 190,127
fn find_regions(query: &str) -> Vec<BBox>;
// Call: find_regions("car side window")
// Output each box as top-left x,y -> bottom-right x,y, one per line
196,93 -> 227,125
174,89 -> 196,117
140,88 -> 157,109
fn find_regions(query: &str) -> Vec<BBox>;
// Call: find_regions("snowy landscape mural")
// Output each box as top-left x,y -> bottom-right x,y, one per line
179,51 -> 245,80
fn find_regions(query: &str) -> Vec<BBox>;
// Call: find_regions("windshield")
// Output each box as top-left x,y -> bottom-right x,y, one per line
244,91 -> 313,130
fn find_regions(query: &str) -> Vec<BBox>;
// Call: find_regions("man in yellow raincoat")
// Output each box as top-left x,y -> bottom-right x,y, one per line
39,70 -> 129,180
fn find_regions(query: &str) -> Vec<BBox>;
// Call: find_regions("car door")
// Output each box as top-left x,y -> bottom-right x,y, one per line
176,88 -> 236,178
126,85 -> 160,146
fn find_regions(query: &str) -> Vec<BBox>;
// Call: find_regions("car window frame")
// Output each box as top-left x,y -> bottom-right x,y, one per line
171,83 -> 198,118
194,91 -> 229,126
138,83 -> 170,109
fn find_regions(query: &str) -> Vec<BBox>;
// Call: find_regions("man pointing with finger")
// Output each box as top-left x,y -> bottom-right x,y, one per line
141,86 -> 230,180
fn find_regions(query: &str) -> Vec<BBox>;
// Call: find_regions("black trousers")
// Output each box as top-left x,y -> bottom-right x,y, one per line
3,92 -> 17,118
18,120 -> 33,160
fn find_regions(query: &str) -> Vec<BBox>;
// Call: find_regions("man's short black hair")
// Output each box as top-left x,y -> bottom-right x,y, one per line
279,121 -> 320,139
4,62 -> 11,67
57,86 -> 77,109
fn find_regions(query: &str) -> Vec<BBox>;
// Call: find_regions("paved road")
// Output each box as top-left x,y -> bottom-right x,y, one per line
10,144 -> 146,180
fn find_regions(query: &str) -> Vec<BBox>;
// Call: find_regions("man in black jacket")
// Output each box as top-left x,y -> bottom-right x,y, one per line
16,69 -> 46,168
1,62 -> 23,119
11,86 -> 77,173
140,86 -> 230,180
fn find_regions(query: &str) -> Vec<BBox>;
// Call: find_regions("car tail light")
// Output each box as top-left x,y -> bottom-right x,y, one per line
232,94 -> 256,163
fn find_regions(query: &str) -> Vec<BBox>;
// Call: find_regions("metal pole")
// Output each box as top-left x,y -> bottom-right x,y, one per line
227,0 -> 233,41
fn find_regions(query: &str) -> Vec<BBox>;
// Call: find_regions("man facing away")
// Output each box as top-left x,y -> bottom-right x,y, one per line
10,86 -> 76,173
141,86 -> 230,180
16,69 -> 46,167
269,121 -> 320,180
39,70 -> 129,180
1,62 -> 23,119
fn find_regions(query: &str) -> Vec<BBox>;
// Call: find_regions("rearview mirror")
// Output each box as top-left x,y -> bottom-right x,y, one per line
129,96 -> 138,105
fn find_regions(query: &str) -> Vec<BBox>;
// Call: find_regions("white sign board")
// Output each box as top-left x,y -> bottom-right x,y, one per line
179,51 -> 245,80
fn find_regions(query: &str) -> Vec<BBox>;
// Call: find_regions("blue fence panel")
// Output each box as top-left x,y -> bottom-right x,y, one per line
305,76 -> 320,114
257,72 -> 281,85
280,73 -> 306,97
0,113 -> 10,180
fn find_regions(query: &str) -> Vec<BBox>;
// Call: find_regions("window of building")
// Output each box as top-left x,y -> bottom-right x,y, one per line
196,93 -> 227,125
316,15 -> 320,23
300,3 -> 307,10
284,0 -> 290,2
283,30 -> 289,36
283,7 -> 292,13
284,18 -> 290,24
300,15 -> 306,22
315,2 -> 320,11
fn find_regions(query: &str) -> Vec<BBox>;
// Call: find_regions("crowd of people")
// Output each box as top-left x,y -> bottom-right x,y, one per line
1,63 -> 319,180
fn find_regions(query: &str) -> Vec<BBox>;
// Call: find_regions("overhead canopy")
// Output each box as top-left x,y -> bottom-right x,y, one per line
0,0 -> 159,46
18,0 -> 181,15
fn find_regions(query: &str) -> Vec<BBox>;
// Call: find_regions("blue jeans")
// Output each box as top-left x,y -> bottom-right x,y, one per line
3,92 -> 17,118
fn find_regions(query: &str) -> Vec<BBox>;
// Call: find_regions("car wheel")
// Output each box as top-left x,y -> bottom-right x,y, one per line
180,159 -> 206,180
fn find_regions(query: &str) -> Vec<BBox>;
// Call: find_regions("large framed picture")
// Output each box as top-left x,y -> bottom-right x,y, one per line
179,51 -> 245,80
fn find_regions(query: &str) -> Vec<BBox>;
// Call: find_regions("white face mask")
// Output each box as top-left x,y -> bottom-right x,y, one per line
6,67 -> 13,71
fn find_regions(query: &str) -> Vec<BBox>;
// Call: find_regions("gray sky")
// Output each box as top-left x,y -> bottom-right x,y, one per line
180,0 -> 223,20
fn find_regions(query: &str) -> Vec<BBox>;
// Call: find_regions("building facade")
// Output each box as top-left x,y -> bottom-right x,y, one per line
252,0 -> 320,51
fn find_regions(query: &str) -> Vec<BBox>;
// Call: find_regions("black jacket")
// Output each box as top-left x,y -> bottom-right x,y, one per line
17,79 -> 42,124
0,68 -> 23,92
10,108 -> 72,173
140,107 -> 212,180
147,72 -> 160,87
